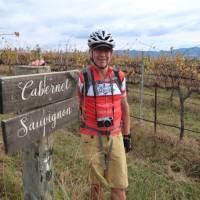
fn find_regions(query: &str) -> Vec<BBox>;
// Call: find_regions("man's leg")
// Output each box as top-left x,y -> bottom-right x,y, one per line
81,135 -> 109,199
106,134 -> 128,200
111,188 -> 126,200
91,184 -> 103,200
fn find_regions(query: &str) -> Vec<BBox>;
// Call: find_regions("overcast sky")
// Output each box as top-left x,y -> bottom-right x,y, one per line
1,0 -> 200,51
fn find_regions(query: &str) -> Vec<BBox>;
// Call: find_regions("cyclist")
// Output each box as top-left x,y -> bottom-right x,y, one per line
77,30 -> 132,200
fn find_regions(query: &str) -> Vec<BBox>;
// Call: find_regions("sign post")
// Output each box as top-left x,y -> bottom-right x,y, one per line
0,66 -> 79,200
16,65 -> 54,200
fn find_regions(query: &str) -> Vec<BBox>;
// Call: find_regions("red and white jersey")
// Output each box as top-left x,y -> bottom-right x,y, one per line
77,65 -> 126,136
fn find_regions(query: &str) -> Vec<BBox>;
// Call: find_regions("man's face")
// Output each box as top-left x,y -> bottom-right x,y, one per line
90,47 -> 112,69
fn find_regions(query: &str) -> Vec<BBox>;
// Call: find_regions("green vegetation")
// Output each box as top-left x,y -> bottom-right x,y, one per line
127,123 -> 200,200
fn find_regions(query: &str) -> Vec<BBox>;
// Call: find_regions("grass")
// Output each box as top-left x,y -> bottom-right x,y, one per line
126,122 -> 200,200
0,121 -> 199,200
128,162 -> 200,200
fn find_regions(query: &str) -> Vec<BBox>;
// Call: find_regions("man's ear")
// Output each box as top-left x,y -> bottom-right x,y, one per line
89,49 -> 92,56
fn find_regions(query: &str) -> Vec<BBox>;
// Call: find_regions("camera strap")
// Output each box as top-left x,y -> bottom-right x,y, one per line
90,69 -> 98,121
109,75 -> 115,120
90,69 -> 115,123
90,69 -> 115,170
97,132 -> 113,170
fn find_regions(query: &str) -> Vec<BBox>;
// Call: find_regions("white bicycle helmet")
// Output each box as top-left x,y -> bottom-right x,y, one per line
88,30 -> 115,49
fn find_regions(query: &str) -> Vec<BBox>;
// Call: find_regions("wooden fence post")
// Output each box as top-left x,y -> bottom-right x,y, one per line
154,83 -> 158,134
154,83 -> 158,146
139,51 -> 144,122
14,65 -> 54,200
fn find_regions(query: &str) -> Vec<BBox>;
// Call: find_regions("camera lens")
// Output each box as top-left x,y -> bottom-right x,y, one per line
104,120 -> 111,127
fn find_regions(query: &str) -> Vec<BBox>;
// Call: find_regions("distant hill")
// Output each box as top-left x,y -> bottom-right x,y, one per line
115,47 -> 200,58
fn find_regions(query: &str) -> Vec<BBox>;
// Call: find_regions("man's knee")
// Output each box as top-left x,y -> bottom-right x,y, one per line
111,188 -> 126,200
91,184 -> 103,200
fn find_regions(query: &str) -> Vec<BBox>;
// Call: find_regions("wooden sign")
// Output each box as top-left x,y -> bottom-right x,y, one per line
0,70 -> 79,114
1,97 -> 79,154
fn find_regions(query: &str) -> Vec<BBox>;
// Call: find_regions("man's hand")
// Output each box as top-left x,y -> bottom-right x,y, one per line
123,134 -> 133,153
29,59 -> 45,66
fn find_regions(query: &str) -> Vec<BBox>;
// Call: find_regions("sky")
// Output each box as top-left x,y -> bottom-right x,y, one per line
1,0 -> 200,51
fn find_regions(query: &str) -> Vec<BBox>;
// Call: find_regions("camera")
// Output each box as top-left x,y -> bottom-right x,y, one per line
97,117 -> 113,128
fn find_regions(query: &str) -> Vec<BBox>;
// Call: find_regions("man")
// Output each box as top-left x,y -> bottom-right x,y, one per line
77,30 -> 132,200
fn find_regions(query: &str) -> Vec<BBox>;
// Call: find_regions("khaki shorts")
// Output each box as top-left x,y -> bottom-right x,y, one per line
81,133 -> 128,189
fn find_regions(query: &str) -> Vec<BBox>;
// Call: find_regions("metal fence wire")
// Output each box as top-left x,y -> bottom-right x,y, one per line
127,79 -> 200,136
